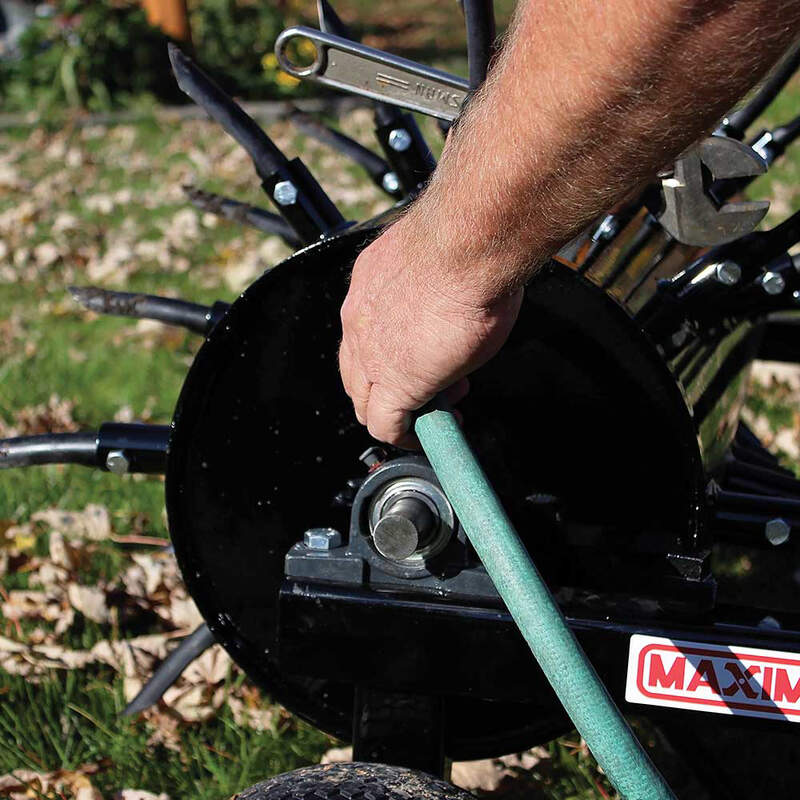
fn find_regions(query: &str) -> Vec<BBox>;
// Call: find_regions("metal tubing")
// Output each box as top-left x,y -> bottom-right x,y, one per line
463,0 -> 496,91
287,107 -> 399,195
169,44 -> 285,179
0,424 -> 169,473
723,39 -> 800,139
168,44 -> 345,242
123,623 -> 216,715
69,286 -> 227,335
183,186 -> 302,246
415,404 -> 674,799
0,433 -> 98,469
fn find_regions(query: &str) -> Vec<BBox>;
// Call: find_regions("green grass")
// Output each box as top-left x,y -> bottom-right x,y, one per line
0,669 -> 330,800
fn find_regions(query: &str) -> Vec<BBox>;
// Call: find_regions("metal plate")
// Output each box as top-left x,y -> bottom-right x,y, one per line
166,225 -> 706,759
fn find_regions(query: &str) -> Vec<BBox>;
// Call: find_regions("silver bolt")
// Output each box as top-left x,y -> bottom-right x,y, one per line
273,180 -> 298,206
714,261 -> 741,286
105,450 -> 129,475
760,271 -> 786,295
793,289 -> 800,305
765,518 -> 791,546
303,527 -> 342,550
381,171 -> 401,194
388,128 -> 412,152
593,214 -> 619,241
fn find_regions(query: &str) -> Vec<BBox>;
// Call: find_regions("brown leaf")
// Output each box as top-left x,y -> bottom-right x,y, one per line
67,584 -> 110,624
33,504 -> 111,541
0,764 -> 104,800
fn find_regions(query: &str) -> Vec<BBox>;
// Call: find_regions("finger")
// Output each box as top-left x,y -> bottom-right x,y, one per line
338,338 -> 371,425
366,383 -> 414,447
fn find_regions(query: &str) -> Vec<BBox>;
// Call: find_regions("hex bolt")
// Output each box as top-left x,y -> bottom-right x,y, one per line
765,517 -> 791,546
381,171 -> 401,194
359,446 -> 386,468
105,449 -> 130,475
273,180 -> 298,206
713,260 -> 741,286
388,128 -> 412,152
593,214 -> 619,241
303,527 -> 342,550
760,271 -> 786,295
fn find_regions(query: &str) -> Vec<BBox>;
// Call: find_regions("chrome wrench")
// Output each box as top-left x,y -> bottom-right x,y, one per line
276,28 -> 770,247
657,136 -> 770,246
275,26 -> 470,122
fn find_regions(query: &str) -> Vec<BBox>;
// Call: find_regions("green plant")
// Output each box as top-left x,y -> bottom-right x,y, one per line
0,0 -> 307,114
0,1 -> 180,112
188,0 -> 308,98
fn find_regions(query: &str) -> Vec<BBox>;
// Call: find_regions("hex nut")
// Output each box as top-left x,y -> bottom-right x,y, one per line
273,180 -> 298,206
760,271 -> 786,296
388,128 -> 412,152
765,518 -> 791,546
106,449 -> 130,475
303,527 -> 342,550
381,171 -> 401,194
714,261 -> 741,286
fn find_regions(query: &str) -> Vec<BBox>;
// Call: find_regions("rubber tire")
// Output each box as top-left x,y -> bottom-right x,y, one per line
234,763 -> 475,800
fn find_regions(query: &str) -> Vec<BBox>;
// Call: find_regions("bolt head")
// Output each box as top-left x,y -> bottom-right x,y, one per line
388,128 -> 412,152
273,180 -> 298,206
714,261 -> 741,286
793,289 -> 800,304
381,171 -> 401,194
760,271 -> 786,295
359,446 -> 386,468
105,449 -> 129,475
303,527 -> 342,550
765,518 -> 791,546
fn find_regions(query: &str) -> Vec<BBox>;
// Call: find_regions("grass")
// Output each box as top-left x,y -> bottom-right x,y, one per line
1,9 -> 800,800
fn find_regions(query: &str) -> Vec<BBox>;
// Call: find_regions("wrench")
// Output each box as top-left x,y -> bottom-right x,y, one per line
658,136 -> 769,246
276,27 -> 769,247
275,26 -> 470,121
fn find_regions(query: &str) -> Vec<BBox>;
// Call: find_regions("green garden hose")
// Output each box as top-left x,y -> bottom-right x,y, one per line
415,405 -> 676,800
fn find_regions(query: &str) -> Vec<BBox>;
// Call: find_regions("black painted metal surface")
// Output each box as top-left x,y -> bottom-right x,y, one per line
163,209 -> 772,757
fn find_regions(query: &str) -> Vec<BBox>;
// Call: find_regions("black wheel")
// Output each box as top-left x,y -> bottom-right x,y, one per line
234,763 -> 475,800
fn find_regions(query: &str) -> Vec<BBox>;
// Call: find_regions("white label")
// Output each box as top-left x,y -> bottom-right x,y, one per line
626,634 -> 800,722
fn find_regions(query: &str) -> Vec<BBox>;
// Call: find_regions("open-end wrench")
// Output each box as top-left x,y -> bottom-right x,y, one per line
657,136 -> 769,246
276,27 -> 769,247
275,26 -> 469,121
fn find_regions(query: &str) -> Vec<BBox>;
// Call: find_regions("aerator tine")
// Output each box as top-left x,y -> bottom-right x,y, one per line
286,106 -> 402,198
123,623 -> 216,716
0,423 -> 169,474
168,44 -> 346,244
719,38 -> 800,140
69,285 -> 229,336
183,185 -> 302,247
316,0 -> 349,38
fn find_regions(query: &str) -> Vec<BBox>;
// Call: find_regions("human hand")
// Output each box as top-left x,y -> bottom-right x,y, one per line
339,217 -> 523,448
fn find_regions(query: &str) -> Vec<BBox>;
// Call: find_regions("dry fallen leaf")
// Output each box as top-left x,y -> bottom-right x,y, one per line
33,504 -> 112,541
0,764 -> 104,800
68,583 -> 111,624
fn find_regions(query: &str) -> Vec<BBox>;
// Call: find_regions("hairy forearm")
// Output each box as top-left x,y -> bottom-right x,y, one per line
406,0 -> 800,301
